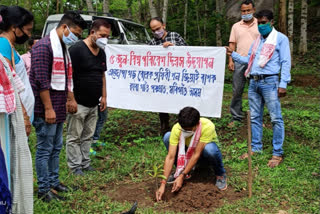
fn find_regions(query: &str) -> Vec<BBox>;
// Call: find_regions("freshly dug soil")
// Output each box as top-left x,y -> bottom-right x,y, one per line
105,167 -> 246,213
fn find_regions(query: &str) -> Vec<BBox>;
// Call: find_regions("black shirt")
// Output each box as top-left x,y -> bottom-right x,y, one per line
69,40 -> 106,107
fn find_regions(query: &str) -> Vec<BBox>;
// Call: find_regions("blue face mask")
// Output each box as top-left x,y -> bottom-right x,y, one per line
241,13 -> 253,21
258,23 -> 272,36
62,26 -> 78,46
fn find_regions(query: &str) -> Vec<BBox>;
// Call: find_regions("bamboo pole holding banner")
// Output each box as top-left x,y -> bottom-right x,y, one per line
247,110 -> 253,198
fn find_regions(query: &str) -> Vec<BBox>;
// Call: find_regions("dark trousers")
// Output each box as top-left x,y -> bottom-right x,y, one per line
159,112 -> 170,135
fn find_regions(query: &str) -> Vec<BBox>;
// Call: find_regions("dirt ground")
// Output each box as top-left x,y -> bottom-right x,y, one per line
292,74 -> 319,88
104,167 -> 246,213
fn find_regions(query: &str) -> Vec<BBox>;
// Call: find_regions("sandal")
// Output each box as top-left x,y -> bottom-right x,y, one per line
239,151 -> 255,160
267,156 -> 283,168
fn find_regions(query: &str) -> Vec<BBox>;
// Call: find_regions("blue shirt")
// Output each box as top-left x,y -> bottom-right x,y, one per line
0,37 -> 20,65
231,31 -> 291,88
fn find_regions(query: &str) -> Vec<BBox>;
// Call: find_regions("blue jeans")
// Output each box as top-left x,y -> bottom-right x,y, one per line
93,108 -> 108,141
248,75 -> 284,156
163,132 -> 226,176
33,117 -> 63,193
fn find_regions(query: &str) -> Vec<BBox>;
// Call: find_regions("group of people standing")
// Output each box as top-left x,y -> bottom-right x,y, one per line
0,6 -> 110,211
0,0 -> 291,212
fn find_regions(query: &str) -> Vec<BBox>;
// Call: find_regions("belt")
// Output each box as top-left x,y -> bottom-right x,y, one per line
249,74 -> 278,80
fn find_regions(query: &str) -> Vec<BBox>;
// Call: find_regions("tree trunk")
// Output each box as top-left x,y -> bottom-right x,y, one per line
203,0 -> 208,45
299,0 -> 308,54
215,0 -> 222,46
162,0 -> 169,24
86,0 -> 95,15
103,0 -> 110,14
46,0 -> 50,17
56,0 -> 60,14
287,0 -> 294,55
127,0 -> 133,19
183,0 -> 188,39
195,0 -> 202,45
148,0 -> 158,18
278,0 -> 287,34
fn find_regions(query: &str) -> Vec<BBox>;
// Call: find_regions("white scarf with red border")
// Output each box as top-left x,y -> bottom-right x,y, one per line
174,122 -> 202,178
244,28 -> 278,77
49,29 -> 73,91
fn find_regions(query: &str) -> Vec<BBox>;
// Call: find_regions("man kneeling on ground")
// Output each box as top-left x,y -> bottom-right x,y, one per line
156,107 -> 227,201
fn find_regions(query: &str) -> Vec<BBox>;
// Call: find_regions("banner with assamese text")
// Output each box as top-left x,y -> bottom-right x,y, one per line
105,45 -> 226,117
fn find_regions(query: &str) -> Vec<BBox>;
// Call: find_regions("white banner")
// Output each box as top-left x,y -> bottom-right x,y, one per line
105,45 -> 226,117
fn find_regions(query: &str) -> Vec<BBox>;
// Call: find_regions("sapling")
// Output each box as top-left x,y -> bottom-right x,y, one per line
146,164 -> 167,190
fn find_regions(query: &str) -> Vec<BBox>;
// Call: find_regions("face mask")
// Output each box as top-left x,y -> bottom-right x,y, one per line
96,37 -> 108,49
14,28 -> 29,44
152,29 -> 165,39
242,13 -> 253,21
258,23 -> 272,36
182,129 -> 195,138
62,26 -> 78,46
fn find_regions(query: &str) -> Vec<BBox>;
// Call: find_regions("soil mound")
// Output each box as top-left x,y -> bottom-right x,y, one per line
105,168 -> 246,213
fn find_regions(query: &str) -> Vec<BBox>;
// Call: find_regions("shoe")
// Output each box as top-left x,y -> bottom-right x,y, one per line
38,190 -> 62,202
166,172 -> 192,184
52,183 -> 69,192
83,165 -> 96,172
216,174 -> 227,191
73,168 -> 85,176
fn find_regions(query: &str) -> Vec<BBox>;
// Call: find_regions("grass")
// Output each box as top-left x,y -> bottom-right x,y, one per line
29,60 -> 320,213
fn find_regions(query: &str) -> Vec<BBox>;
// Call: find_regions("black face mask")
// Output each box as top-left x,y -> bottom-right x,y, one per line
14,28 -> 29,44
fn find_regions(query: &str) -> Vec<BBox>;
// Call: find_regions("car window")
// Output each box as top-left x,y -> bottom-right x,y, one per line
43,21 -> 90,39
119,21 -> 150,44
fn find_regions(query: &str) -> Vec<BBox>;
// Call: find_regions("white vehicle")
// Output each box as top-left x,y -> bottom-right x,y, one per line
42,14 -> 151,45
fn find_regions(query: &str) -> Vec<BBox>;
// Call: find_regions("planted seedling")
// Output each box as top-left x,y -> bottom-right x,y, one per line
146,164 -> 166,190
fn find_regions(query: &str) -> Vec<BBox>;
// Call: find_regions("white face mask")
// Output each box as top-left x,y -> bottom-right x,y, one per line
96,38 -> 108,49
182,130 -> 195,138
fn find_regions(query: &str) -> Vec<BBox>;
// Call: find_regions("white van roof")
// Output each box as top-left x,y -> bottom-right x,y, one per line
45,14 -> 145,27
46,14 -> 93,22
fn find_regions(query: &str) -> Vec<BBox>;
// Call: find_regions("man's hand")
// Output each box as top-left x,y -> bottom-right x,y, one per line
278,87 -> 287,98
163,42 -> 174,48
67,99 -> 78,114
100,97 -> 106,111
225,46 -> 233,56
156,184 -> 166,202
228,60 -> 234,71
24,116 -> 31,136
171,175 -> 184,192
45,108 -> 56,124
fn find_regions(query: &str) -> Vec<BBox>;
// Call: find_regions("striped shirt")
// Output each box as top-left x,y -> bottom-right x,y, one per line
148,31 -> 187,46
29,36 -> 68,123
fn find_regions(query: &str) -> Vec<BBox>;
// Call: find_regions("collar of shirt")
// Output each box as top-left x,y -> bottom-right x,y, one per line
240,18 -> 257,27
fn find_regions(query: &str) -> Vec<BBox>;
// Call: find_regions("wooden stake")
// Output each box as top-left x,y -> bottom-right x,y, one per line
247,110 -> 253,198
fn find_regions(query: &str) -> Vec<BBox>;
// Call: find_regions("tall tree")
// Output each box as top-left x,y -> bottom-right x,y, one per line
183,0 -> 188,39
162,0 -> 169,24
103,0 -> 110,14
299,0 -> 308,54
288,0 -> 294,55
86,0 -> 95,15
56,0 -> 60,14
127,0 -> 133,19
215,0 -> 223,46
148,0 -> 158,18
279,0 -> 287,34
195,0 -> 202,45
46,0 -> 50,17
203,0 -> 208,45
